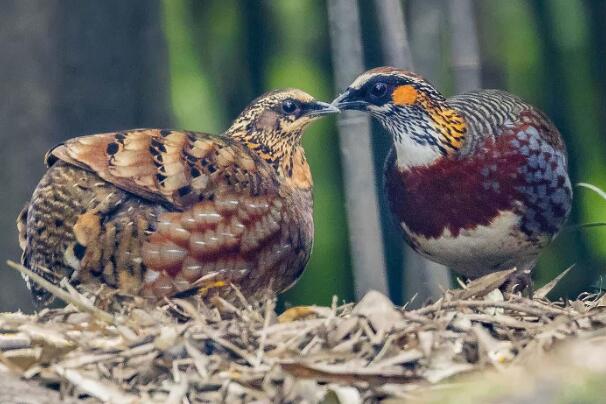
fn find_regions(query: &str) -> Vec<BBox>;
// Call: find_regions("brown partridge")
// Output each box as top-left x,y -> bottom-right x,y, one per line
18,89 -> 338,307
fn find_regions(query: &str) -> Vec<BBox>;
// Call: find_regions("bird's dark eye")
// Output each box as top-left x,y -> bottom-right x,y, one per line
370,82 -> 388,99
281,99 -> 300,115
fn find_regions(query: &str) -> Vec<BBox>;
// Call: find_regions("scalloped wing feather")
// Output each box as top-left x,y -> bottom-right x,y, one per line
49,129 -> 278,209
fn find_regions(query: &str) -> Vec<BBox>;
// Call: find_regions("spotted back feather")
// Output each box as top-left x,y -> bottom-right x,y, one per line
49,129 -> 278,209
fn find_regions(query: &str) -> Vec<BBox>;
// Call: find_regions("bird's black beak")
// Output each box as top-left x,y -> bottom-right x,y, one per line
303,101 -> 340,117
331,89 -> 369,111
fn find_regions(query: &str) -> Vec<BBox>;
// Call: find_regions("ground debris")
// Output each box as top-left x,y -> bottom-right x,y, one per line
1,266 -> 606,402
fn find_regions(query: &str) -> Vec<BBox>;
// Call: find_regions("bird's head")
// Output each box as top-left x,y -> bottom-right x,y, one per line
229,89 -> 338,139
227,88 -> 338,187
333,67 -> 467,167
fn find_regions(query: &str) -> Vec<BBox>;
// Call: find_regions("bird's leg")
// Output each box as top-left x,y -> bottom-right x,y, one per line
501,266 -> 534,297
171,278 -> 230,300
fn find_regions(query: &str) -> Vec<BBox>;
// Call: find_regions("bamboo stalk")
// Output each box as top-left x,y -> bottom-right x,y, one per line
409,0 -> 444,84
327,0 -> 389,298
374,0 -> 452,304
374,0 -> 413,69
447,0 -> 482,92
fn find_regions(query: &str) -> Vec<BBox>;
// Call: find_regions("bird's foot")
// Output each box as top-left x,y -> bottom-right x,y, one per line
501,268 -> 533,297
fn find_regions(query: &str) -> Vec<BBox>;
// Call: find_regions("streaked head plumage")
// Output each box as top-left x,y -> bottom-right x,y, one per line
226,88 -> 337,187
333,67 -> 466,159
230,88 -> 338,137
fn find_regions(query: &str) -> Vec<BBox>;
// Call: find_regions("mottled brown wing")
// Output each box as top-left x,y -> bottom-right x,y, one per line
42,129 -> 312,300
49,129 -> 277,209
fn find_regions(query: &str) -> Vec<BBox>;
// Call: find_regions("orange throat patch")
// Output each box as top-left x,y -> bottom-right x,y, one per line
242,139 -> 312,190
392,85 -> 418,106
288,147 -> 313,190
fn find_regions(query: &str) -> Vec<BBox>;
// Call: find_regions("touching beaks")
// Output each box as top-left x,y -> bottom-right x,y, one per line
331,89 -> 369,111
304,101 -> 340,117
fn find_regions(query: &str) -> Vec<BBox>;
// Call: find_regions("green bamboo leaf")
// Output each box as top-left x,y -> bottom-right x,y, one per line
577,182 -> 606,202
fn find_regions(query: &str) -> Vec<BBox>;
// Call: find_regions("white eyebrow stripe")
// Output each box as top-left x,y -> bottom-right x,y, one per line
350,72 -> 379,89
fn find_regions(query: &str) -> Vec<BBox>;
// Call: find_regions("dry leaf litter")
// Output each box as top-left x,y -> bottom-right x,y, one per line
2,262 -> 606,403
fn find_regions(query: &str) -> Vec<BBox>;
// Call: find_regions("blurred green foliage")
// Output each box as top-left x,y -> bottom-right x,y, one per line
161,0 -> 606,305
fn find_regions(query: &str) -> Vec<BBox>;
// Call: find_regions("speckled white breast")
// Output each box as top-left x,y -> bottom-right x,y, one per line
402,209 -> 548,278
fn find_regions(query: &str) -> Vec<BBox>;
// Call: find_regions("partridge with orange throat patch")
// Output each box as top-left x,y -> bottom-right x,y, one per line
333,67 -> 572,291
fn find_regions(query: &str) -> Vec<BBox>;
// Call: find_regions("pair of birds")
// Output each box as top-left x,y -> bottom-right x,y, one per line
19,68 -> 572,307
